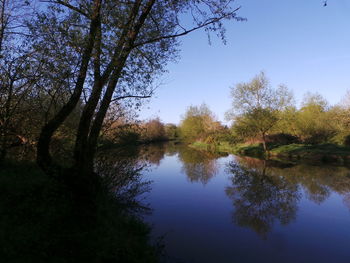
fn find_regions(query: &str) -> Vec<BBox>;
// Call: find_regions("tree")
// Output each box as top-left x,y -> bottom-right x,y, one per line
28,0 -> 244,181
227,72 -> 293,153
0,0 -> 39,161
231,108 -> 279,152
180,103 -> 219,141
328,90 -> 350,145
164,123 -> 178,140
294,93 -> 336,144
140,117 -> 165,142
100,102 -> 140,145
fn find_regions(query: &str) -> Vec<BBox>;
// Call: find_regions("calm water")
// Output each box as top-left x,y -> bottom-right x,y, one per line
139,143 -> 350,263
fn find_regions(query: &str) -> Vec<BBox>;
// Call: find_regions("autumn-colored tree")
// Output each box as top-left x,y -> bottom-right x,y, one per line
141,118 -> 166,142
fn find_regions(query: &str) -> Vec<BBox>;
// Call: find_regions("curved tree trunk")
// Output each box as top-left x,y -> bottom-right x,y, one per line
36,0 -> 102,174
73,0 -> 155,175
73,0 -> 143,174
261,132 -> 270,158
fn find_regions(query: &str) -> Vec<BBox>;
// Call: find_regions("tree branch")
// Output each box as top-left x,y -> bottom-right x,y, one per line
111,94 -> 151,102
132,7 -> 242,48
40,0 -> 89,17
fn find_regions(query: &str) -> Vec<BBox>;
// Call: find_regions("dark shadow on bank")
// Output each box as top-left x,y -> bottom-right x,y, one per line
0,156 -> 161,263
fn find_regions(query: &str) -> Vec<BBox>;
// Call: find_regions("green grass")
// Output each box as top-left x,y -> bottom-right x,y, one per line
270,143 -> 350,163
191,141 -> 265,157
231,143 -> 265,157
191,141 -> 236,153
191,141 -> 350,164
191,141 -> 211,149
271,143 -> 350,155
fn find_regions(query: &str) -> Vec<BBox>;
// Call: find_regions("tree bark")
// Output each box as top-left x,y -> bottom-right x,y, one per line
261,132 -> 270,158
73,0 -> 143,173
74,0 -> 155,175
36,0 -> 101,173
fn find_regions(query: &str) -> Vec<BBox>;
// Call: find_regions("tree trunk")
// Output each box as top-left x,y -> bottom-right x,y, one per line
74,59 -> 128,175
73,0 -> 144,175
73,0 -> 155,175
36,1 -> 101,174
262,133 -> 269,158
0,147 -> 6,163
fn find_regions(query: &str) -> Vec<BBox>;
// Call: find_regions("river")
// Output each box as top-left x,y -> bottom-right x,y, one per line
135,143 -> 350,263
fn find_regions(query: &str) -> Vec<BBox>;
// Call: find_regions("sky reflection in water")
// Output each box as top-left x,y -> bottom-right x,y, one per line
139,144 -> 350,263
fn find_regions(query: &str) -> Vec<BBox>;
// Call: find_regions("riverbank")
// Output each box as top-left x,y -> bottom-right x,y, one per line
0,161 -> 160,262
190,141 -> 350,165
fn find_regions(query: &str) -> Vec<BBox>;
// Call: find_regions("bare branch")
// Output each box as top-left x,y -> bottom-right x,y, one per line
132,7 -> 242,48
111,94 -> 151,102
40,0 -> 89,17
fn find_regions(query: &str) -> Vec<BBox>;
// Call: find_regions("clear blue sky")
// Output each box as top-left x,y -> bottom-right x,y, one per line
139,0 -> 350,124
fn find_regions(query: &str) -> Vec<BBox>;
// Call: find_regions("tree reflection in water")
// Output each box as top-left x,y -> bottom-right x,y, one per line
272,162 -> 350,206
177,146 -> 227,185
226,158 -> 300,238
138,143 -> 167,165
95,147 -> 153,212
226,156 -> 350,237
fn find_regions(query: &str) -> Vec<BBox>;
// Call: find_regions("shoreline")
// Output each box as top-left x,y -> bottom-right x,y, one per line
190,141 -> 350,165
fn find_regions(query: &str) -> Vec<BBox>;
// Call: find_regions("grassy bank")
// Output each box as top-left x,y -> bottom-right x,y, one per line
269,143 -> 350,164
191,141 -> 265,156
190,141 -> 350,164
191,141 -> 237,153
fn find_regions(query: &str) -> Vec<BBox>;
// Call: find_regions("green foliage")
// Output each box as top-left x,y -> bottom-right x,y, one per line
234,144 -> 265,157
228,76 -> 350,149
293,93 -> 336,144
273,93 -> 341,145
228,72 -> 293,152
179,103 -> 222,142
227,72 -> 293,117
232,108 -> 279,140
269,143 -> 350,164
271,143 -> 350,156
164,123 -> 179,140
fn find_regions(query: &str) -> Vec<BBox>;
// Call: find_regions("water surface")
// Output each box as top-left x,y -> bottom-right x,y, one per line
139,143 -> 350,263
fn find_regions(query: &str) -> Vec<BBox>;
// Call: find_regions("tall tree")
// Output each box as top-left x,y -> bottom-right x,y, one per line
0,0 -> 39,161
227,72 -> 293,153
294,93 -> 336,144
29,0 -> 244,181
180,103 -> 219,141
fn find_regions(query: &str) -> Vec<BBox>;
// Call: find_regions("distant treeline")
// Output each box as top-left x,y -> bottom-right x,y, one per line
101,117 -> 179,146
178,72 -> 350,152
3,71 -> 350,161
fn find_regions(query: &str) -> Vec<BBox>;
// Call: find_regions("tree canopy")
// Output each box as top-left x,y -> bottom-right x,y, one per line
227,72 -> 293,152
0,0 -> 244,176
180,103 -> 221,141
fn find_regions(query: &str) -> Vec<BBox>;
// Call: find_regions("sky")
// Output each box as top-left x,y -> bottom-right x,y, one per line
139,0 -> 350,125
